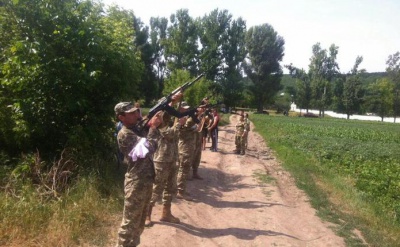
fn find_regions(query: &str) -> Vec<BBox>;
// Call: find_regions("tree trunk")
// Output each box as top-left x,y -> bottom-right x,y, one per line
257,103 -> 263,113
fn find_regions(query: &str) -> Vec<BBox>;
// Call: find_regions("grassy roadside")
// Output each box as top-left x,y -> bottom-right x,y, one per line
0,108 -> 230,246
0,173 -> 123,246
250,113 -> 400,247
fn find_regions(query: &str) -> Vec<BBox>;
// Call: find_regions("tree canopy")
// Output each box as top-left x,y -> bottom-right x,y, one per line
1,0 -> 143,157
0,0 -> 398,166
243,23 -> 285,112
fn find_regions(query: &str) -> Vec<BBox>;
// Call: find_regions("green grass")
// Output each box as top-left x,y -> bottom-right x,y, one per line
250,114 -> 400,247
0,165 -> 124,246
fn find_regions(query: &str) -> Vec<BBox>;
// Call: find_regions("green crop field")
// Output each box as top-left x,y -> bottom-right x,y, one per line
251,114 -> 400,246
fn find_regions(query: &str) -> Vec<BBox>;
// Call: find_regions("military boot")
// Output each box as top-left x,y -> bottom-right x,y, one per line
176,191 -> 193,201
192,169 -> 203,180
160,204 -> 180,223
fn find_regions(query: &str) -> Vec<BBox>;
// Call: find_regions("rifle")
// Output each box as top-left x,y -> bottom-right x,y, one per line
195,101 -> 223,131
198,101 -> 223,113
138,73 -> 205,130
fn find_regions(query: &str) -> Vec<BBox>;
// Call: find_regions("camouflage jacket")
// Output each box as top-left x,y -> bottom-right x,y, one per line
235,120 -> 247,136
117,125 -> 160,178
153,124 -> 179,163
244,118 -> 250,131
176,116 -> 197,153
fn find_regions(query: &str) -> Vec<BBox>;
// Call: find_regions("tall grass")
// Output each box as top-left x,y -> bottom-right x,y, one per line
251,114 -> 400,247
0,157 -> 124,246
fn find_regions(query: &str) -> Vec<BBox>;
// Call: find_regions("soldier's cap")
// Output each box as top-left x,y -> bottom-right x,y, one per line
180,101 -> 190,109
114,102 -> 138,115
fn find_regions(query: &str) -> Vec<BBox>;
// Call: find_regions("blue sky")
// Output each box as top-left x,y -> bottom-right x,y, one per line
101,0 -> 400,73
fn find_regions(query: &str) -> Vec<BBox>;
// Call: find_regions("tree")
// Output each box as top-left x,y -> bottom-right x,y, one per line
0,0 -> 143,158
308,43 -> 340,117
386,52 -> 400,122
341,56 -> 365,119
332,75 -> 345,113
285,65 -> 312,113
365,78 -> 394,121
150,16 -> 168,98
133,16 -> 158,105
243,23 -> 285,113
198,9 -> 247,109
198,9 -> 231,81
220,17 -> 247,110
164,9 -> 199,75
162,69 -> 211,107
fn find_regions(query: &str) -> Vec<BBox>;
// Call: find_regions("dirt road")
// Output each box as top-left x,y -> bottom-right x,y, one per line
120,114 -> 345,247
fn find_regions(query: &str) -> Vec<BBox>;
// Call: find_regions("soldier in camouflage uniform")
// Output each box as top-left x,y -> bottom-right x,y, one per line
145,111 -> 180,226
235,114 -> 248,155
114,102 -> 162,247
244,113 -> 250,149
191,128 -> 203,180
189,98 -> 209,180
175,102 -> 202,200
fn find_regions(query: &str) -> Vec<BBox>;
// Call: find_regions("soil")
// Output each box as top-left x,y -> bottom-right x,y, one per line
111,114 -> 346,247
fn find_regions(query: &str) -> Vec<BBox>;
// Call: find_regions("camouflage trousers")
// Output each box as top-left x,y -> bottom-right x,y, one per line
235,135 -> 246,154
150,161 -> 178,206
177,149 -> 194,193
192,132 -> 202,172
116,173 -> 153,247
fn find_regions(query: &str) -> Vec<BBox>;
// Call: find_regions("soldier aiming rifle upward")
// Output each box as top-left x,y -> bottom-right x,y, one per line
137,73 -> 205,131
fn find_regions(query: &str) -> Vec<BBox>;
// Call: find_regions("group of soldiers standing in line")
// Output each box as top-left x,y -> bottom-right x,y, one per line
113,93 -> 220,247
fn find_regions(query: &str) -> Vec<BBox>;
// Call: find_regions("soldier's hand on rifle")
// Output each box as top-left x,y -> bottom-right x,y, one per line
147,111 -> 163,129
178,116 -> 187,126
170,91 -> 183,106
196,107 -> 205,115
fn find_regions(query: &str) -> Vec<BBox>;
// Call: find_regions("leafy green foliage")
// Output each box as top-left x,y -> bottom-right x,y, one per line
0,0 -> 143,159
386,52 -> 400,121
198,9 -> 247,109
164,9 -> 199,75
243,23 -> 285,112
364,78 -> 394,120
162,69 -> 212,107
133,16 -> 159,105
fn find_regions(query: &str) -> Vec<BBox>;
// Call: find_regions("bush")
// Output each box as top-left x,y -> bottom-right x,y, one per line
303,112 -> 319,118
